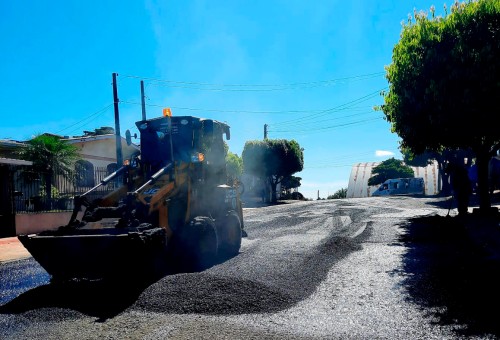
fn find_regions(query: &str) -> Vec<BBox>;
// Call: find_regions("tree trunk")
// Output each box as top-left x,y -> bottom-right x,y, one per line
268,176 -> 278,203
438,161 -> 452,196
270,181 -> 277,203
475,148 -> 491,212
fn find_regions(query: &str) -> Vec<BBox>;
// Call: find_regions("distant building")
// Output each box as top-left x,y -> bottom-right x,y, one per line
347,161 -> 440,198
0,139 -> 26,159
0,130 -> 140,236
64,132 -> 139,187
0,129 -> 139,208
0,127 -> 139,172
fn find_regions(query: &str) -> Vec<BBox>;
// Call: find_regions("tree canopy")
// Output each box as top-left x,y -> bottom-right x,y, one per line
19,134 -> 80,206
226,151 -> 243,184
281,175 -> 302,194
327,188 -> 347,199
380,0 -> 500,210
368,158 -> 414,186
242,139 -> 304,202
19,134 -> 79,175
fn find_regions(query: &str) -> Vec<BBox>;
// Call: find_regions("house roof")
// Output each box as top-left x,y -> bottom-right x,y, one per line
0,139 -> 26,149
64,134 -> 139,149
65,133 -> 117,142
0,158 -> 32,166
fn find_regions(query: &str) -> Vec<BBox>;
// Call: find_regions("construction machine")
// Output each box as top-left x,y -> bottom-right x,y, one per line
19,115 -> 245,280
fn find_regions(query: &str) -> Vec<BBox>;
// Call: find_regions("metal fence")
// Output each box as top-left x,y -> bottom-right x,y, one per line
12,166 -> 124,213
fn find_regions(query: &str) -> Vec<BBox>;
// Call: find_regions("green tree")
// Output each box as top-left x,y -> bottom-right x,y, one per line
368,158 -> 414,186
281,175 -> 302,194
401,147 -> 435,168
402,147 -> 475,195
380,0 -> 500,210
226,151 -> 243,184
242,139 -> 304,203
19,134 -> 80,208
327,188 -> 347,199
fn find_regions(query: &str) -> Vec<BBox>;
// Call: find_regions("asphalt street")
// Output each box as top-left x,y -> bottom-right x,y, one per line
1,196 -> 500,339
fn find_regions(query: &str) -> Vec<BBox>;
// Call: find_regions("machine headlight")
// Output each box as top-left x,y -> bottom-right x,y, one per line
191,153 -> 205,163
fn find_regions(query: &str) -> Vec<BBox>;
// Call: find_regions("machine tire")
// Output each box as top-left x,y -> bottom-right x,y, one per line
216,211 -> 242,258
174,216 -> 218,271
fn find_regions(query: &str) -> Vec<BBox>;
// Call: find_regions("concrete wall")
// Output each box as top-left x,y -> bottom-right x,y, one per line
15,211 -> 84,235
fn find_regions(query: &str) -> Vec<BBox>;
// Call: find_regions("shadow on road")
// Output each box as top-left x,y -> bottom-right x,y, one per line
423,192 -> 500,211
0,271 -> 168,322
396,214 -> 500,337
0,252 -> 242,321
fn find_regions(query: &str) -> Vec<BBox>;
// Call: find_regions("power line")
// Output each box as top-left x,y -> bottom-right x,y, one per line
304,164 -> 355,169
121,101 -> 321,114
269,117 -> 383,136
54,104 -> 113,135
121,72 -> 385,92
303,151 -> 389,169
306,151 -> 375,164
270,88 -> 386,127
269,110 -> 379,130
120,100 -> 376,116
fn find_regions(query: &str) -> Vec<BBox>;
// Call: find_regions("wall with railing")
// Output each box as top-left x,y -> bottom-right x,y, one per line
12,165 -> 123,214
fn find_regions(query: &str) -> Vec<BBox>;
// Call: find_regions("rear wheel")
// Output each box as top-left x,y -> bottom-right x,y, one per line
216,211 -> 242,258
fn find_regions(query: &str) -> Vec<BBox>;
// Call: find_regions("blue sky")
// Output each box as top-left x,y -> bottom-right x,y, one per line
1,0 -> 442,199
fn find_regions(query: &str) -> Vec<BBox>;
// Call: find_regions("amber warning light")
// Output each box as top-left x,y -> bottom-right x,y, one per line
163,108 -> 172,117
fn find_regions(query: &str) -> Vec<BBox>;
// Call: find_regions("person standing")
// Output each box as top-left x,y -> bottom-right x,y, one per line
446,161 -> 472,216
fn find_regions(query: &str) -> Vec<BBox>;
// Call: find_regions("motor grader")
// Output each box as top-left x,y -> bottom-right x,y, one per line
19,115 -> 244,280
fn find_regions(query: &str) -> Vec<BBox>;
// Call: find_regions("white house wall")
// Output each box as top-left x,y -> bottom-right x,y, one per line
69,135 -> 139,168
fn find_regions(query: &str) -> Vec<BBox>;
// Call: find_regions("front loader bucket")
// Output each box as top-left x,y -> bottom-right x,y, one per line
18,228 -> 168,281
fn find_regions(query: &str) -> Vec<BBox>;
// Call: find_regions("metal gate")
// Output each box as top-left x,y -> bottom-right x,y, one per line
0,165 -> 16,237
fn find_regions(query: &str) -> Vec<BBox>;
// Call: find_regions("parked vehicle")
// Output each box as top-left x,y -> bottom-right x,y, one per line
371,177 -> 424,196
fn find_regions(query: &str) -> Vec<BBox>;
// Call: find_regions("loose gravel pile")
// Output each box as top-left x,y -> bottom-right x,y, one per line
132,273 -> 294,314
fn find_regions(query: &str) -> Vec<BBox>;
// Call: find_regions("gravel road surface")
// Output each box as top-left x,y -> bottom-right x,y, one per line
1,196 -> 499,339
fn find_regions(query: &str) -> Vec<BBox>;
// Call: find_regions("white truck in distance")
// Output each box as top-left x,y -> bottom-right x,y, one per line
372,177 -> 425,196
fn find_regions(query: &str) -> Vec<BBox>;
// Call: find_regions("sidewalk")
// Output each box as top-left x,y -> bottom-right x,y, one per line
0,237 -> 31,263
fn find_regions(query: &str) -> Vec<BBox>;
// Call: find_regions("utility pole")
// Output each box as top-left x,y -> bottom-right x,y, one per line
112,73 -> 123,166
264,124 -> 268,139
140,80 -> 147,121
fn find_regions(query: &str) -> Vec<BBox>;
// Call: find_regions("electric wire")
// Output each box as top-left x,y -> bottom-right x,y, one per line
120,100 -> 374,116
121,72 -> 385,92
269,87 -> 386,127
268,116 -> 383,136
305,153 -> 379,169
115,74 -> 388,138
268,110 -> 379,130
54,104 -> 113,135
304,163 -> 355,169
